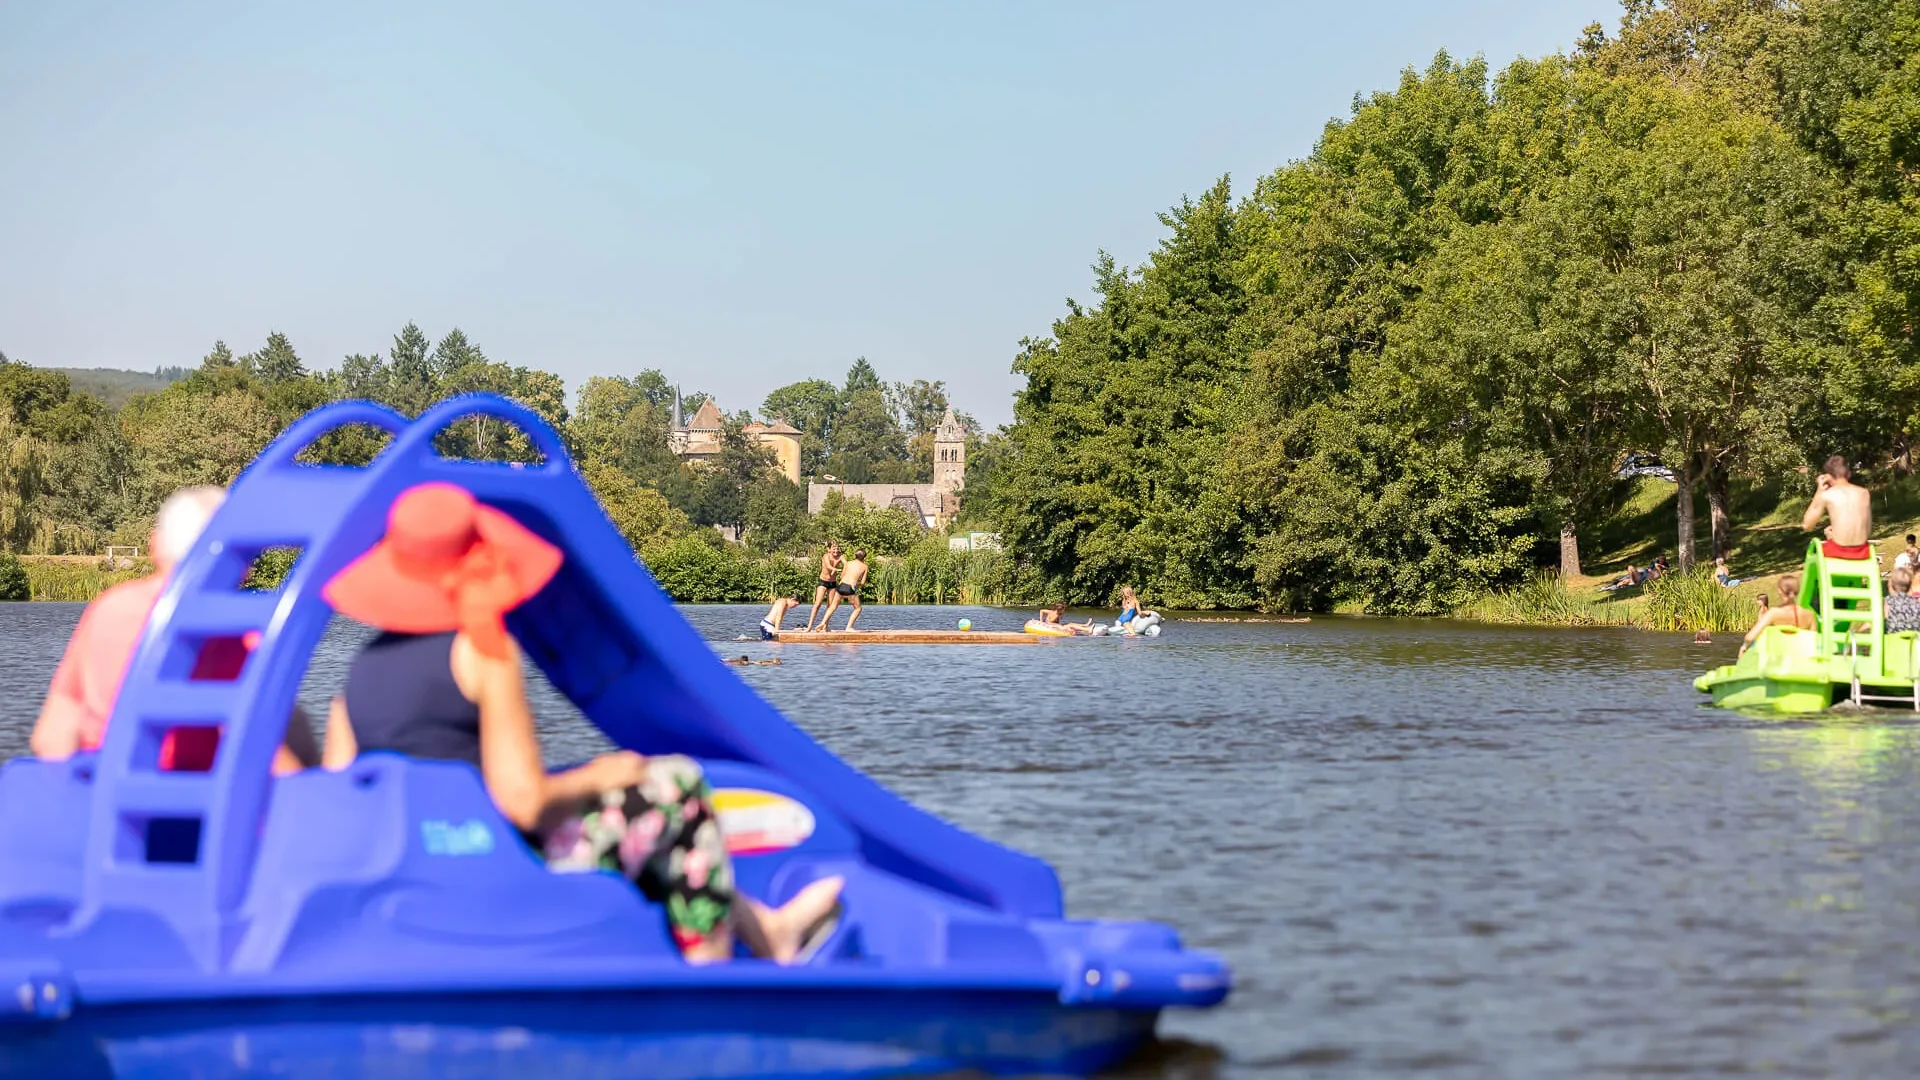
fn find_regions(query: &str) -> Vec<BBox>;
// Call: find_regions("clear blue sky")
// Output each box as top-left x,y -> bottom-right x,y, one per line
0,0 -> 1616,425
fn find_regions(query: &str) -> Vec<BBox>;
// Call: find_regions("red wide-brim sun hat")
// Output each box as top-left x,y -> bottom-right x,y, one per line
323,482 -> 563,655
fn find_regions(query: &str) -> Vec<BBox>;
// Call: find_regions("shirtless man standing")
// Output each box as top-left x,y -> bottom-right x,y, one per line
1802,455 -> 1873,559
804,542 -> 842,632
818,549 -> 870,631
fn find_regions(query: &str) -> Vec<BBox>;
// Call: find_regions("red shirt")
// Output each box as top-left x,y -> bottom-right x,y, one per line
42,573 -> 247,769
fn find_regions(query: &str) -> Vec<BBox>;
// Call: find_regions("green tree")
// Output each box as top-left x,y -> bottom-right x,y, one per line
120,382 -> 279,519
825,387 -> 910,483
761,378 -> 841,476
692,418 -> 779,535
812,490 -> 923,556
385,322 -> 438,415
996,174 -> 1253,607
201,340 -> 237,370
744,475 -> 812,553
843,357 -> 882,396
244,332 -> 306,385
583,459 -> 692,548
0,550 -> 28,600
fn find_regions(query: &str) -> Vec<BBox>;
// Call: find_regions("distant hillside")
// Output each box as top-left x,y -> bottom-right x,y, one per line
52,366 -> 190,408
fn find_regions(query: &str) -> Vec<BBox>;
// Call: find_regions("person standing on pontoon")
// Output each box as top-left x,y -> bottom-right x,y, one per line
803,542 -> 843,632
816,549 -> 869,631
1803,456 -> 1873,559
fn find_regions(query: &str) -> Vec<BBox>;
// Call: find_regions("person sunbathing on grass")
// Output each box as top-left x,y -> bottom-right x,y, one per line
1601,562 -> 1656,591
1738,573 -> 1816,658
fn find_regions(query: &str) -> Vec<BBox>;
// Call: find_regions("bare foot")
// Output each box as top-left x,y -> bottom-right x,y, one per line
755,876 -> 844,963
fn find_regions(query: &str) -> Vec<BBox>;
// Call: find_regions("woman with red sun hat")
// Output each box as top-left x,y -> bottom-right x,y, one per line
321,482 -> 841,963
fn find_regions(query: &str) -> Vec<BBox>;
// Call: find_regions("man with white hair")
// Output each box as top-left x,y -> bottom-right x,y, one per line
31,486 -> 316,772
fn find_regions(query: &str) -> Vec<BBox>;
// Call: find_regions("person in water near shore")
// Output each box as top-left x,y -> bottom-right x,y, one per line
1803,456 -> 1873,559
816,549 -> 869,631
30,485 -> 317,774
320,482 -> 841,964
1739,573 -> 1816,657
760,595 -> 800,640
804,542 -> 843,632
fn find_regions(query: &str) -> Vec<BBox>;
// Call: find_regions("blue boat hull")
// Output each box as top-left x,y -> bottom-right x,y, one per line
4,989 -> 1156,1079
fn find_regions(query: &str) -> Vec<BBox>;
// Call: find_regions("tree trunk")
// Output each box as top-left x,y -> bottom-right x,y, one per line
1675,454 -> 1697,571
1706,460 -> 1733,562
1559,520 -> 1582,579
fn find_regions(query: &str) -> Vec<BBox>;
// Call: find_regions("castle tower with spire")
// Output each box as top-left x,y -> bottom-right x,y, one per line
933,407 -> 966,493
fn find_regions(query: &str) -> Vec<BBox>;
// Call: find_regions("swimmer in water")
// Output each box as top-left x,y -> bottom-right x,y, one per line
761,595 -> 801,640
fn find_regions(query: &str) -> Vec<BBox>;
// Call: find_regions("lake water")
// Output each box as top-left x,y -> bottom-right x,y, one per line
5,602 -> 1920,1078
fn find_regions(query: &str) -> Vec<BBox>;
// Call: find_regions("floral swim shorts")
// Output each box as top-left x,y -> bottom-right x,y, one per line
540,754 -> 735,951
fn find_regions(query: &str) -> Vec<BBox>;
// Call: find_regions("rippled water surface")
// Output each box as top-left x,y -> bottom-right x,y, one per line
6,601 -> 1920,1077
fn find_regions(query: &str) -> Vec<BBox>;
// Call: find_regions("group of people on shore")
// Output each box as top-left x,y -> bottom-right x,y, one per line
1602,554 -> 1671,591
32,481 -> 842,966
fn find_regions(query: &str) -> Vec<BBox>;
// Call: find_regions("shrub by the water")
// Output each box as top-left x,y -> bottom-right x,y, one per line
1642,568 -> 1754,634
1454,572 -> 1629,627
866,538 -> 1023,605
0,553 -> 28,601
810,493 -> 923,557
640,535 -> 812,603
1443,572 -> 1628,622
1459,566 -> 1755,634
242,547 -> 300,591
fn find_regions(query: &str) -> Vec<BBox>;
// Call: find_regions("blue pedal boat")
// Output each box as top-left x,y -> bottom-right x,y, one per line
0,395 -> 1230,1079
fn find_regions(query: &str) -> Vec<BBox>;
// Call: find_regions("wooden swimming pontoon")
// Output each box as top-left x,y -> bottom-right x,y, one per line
772,629 -> 1045,645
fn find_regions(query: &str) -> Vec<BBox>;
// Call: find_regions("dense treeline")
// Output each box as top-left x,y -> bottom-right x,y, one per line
0,325 -> 982,591
988,0 -> 1920,613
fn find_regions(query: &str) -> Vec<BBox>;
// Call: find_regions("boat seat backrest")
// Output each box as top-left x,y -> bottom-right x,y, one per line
1884,631 -> 1920,681
1758,624 -> 1818,664
232,753 -> 678,976
0,758 -> 92,915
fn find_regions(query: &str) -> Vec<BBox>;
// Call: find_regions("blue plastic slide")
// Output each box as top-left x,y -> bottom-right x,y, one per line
0,394 -> 1228,1078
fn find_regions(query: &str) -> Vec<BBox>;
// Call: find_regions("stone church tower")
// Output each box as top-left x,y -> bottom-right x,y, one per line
933,407 -> 966,492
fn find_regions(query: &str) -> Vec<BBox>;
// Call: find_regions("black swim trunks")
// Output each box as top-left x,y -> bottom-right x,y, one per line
835,583 -> 858,597
818,578 -> 835,590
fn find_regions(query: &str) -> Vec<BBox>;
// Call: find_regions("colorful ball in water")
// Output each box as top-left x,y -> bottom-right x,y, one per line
957,618 -> 972,631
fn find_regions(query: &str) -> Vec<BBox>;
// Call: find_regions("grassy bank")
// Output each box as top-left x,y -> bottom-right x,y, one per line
1456,568 -> 1755,633
16,556 -> 147,602
1454,471 -> 1920,634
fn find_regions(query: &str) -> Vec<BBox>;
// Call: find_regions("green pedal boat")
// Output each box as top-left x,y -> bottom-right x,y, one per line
1696,540 -> 1920,713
